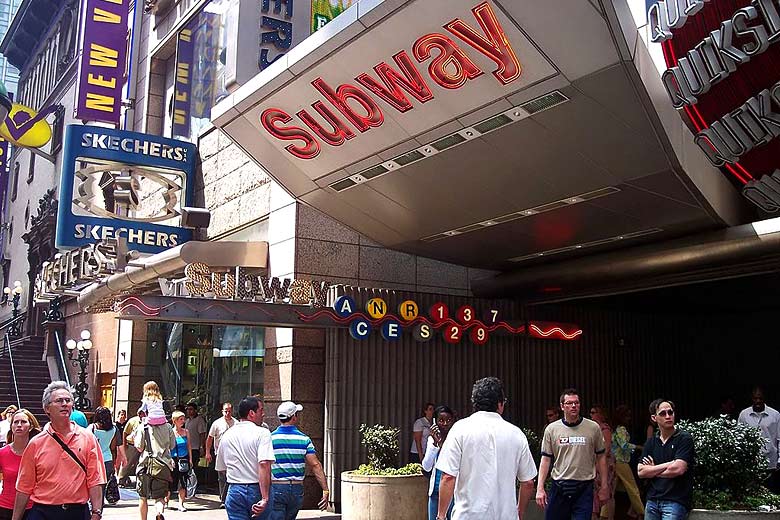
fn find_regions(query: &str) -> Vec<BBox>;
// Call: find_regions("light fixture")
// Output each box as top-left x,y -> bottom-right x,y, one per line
66,339 -> 77,350
80,329 -> 91,340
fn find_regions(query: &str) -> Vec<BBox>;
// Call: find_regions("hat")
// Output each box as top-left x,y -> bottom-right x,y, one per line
277,401 -> 303,420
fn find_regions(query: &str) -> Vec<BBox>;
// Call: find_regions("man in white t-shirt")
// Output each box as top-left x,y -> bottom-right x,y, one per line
206,402 -> 236,507
216,397 -> 275,520
436,377 -> 537,520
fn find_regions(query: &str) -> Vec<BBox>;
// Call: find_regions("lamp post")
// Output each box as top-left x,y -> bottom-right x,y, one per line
4,281 -> 24,337
66,330 -> 93,410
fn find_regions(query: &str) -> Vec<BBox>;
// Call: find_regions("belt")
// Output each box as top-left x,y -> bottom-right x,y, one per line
271,480 -> 303,485
227,482 -> 259,486
34,503 -> 88,510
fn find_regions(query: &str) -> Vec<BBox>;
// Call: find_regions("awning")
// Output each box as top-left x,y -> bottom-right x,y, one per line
77,241 -> 268,312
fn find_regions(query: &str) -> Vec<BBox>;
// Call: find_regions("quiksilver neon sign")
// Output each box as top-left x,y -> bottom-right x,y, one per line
259,2 -> 522,160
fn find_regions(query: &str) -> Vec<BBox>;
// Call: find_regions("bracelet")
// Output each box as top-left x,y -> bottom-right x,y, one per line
323,490 -> 329,494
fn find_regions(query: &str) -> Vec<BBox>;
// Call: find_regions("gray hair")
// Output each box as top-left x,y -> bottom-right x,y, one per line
42,381 -> 75,409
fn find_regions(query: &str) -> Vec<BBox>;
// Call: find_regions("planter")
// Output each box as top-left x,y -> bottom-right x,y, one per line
690,510 -> 780,520
341,471 -> 428,520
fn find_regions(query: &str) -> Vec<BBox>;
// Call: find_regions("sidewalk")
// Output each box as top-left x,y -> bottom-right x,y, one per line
104,489 -> 341,519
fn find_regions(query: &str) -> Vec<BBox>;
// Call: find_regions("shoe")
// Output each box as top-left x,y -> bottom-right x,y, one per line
156,515 -> 164,520
219,504 -> 226,509
177,505 -> 188,512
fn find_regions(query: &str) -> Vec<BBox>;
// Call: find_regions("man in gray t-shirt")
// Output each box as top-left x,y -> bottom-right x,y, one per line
536,388 -> 609,520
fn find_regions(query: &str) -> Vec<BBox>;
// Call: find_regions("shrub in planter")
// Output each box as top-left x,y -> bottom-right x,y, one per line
678,417 -> 780,511
352,423 -> 422,476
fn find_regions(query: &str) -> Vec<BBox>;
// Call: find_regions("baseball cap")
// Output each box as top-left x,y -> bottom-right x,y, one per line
277,401 -> 303,420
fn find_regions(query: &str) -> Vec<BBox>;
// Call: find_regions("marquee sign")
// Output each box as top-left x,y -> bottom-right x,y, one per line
649,0 -> 780,211
56,125 -> 197,253
34,241 -> 118,301
75,0 -> 131,124
225,0 -> 556,181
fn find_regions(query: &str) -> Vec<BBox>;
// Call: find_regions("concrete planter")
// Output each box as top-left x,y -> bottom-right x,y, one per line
689,510 -> 780,520
340,471 -> 428,520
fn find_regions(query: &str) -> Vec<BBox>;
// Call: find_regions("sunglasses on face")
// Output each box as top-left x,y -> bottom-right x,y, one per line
655,409 -> 674,417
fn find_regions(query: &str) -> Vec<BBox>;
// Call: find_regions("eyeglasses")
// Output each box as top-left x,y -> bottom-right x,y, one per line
563,401 -> 580,406
51,397 -> 73,405
656,409 -> 674,417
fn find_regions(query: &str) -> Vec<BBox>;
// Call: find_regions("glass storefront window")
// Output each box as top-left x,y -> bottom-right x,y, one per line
145,321 -> 265,422
172,0 -> 230,141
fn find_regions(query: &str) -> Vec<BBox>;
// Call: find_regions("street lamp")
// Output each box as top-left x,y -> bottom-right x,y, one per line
67,329 -> 93,410
5,281 -> 24,337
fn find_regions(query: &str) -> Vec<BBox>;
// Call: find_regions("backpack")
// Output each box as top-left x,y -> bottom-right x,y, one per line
135,426 -> 173,499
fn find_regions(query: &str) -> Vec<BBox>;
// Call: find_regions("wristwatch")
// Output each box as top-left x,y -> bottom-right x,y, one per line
91,509 -> 103,518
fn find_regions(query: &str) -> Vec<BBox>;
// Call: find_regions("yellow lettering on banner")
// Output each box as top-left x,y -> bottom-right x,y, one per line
175,90 -> 187,102
93,7 -> 121,23
89,44 -> 119,67
179,29 -> 192,42
87,73 -> 117,88
173,109 -> 186,124
176,62 -> 189,85
102,0 -> 124,4
85,93 -> 115,112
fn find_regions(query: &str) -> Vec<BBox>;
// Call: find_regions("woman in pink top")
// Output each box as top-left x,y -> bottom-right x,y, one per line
0,409 -> 41,520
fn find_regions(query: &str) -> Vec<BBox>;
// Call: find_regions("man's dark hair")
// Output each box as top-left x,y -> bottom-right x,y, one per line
752,386 -> 765,396
238,396 -> 260,419
471,377 -> 505,412
648,398 -> 675,415
559,388 -> 580,404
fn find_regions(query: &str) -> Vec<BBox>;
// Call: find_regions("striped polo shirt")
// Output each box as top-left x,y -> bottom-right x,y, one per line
271,425 -> 316,480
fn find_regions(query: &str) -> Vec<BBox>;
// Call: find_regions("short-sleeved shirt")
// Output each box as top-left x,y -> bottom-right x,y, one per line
208,416 -> 236,453
124,416 -> 141,447
90,425 -> 116,462
436,411 -> 538,520
133,423 -> 176,471
641,429 -> 694,509
738,405 -> 780,469
0,445 -> 31,509
216,421 -> 275,484
16,422 -> 107,505
541,417 -> 605,481
185,415 -> 208,450
271,425 -> 315,480
410,417 -> 431,455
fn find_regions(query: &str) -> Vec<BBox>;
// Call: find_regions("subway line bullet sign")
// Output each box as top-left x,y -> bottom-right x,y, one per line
76,0 -> 130,125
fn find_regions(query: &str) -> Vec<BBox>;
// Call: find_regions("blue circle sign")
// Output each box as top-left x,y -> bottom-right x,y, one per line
349,318 -> 371,340
381,319 -> 402,341
334,295 -> 357,318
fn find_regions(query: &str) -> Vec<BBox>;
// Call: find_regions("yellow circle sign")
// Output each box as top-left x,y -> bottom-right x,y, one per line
366,297 -> 387,319
0,103 -> 53,148
398,300 -> 419,321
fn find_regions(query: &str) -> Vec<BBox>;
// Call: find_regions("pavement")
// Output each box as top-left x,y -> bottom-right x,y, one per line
102,489 -> 341,519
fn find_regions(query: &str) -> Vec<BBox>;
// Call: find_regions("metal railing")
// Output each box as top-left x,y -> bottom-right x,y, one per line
1,313 -> 27,409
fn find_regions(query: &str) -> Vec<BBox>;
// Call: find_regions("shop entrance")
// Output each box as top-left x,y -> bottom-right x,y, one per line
144,322 -> 266,422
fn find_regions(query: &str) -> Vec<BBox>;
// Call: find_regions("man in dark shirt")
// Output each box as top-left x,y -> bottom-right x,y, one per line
638,399 -> 695,520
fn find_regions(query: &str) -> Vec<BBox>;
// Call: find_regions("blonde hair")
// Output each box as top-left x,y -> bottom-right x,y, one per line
172,411 -> 185,422
143,381 -> 162,402
3,405 -> 18,418
7,409 -> 41,443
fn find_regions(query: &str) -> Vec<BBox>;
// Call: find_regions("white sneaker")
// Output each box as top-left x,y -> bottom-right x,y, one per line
177,505 -> 188,512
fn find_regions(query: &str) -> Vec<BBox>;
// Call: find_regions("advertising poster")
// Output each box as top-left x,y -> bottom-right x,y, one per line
311,0 -> 355,32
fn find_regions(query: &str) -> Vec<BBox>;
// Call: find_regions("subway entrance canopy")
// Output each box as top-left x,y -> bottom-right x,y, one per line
213,0 -> 756,298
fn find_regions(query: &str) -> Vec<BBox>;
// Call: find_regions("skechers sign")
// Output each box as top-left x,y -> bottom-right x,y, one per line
56,125 -> 197,253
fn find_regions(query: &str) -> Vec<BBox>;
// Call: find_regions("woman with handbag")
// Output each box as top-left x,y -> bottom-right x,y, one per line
89,407 -> 121,505
170,411 -> 193,512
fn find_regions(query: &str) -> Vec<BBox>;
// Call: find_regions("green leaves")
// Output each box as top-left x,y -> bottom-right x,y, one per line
678,417 -> 779,510
359,423 -> 401,472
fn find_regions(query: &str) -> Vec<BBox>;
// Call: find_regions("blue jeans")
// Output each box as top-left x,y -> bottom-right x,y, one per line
427,493 -> 453,520
269,483 -> 304,520
545,480 -> 593,520
226,483 -> 274,520
645,500 -> 689,520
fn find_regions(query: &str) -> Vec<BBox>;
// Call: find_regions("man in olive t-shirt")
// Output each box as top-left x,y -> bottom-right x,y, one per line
536,388 -> 609,520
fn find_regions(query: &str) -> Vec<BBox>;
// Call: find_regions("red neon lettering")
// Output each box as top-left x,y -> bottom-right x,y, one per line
444,2 -> 521,85
356,51 -> 434,113
412,33 -> 483,89
297,101 -> 356,146
260,108 -> 320,160
311,78 -> 384,133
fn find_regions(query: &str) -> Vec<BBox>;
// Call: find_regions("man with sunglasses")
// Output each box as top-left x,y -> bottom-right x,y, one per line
536,388 -> 609,520
638,399 -> 694,520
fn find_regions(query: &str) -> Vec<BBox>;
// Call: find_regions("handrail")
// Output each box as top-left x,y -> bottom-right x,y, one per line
5,331 -> 20,408
0,313 -> 27,357
53,329 -> 70,386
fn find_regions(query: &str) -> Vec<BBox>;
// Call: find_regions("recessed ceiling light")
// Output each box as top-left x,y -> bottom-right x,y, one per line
443,230 -> 461,236
567,197 -> 584,204
479,220 -> 497,226
522,209 -> 538,216
618,236 -> 624,239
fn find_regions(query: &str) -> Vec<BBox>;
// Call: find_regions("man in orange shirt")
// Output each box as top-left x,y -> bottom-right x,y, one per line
12,381 -> 106,520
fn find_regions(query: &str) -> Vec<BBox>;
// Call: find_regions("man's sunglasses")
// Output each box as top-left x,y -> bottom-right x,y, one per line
655,409 -> 674,417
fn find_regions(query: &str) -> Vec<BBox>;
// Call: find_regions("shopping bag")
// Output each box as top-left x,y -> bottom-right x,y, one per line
185,469 -> 198,498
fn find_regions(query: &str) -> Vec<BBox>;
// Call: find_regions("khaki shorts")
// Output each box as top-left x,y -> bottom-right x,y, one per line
137,472 -> 170,500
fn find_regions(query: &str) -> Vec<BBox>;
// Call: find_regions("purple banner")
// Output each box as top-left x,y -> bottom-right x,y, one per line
172,19 -> 196,138
75,0 -> 130,125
